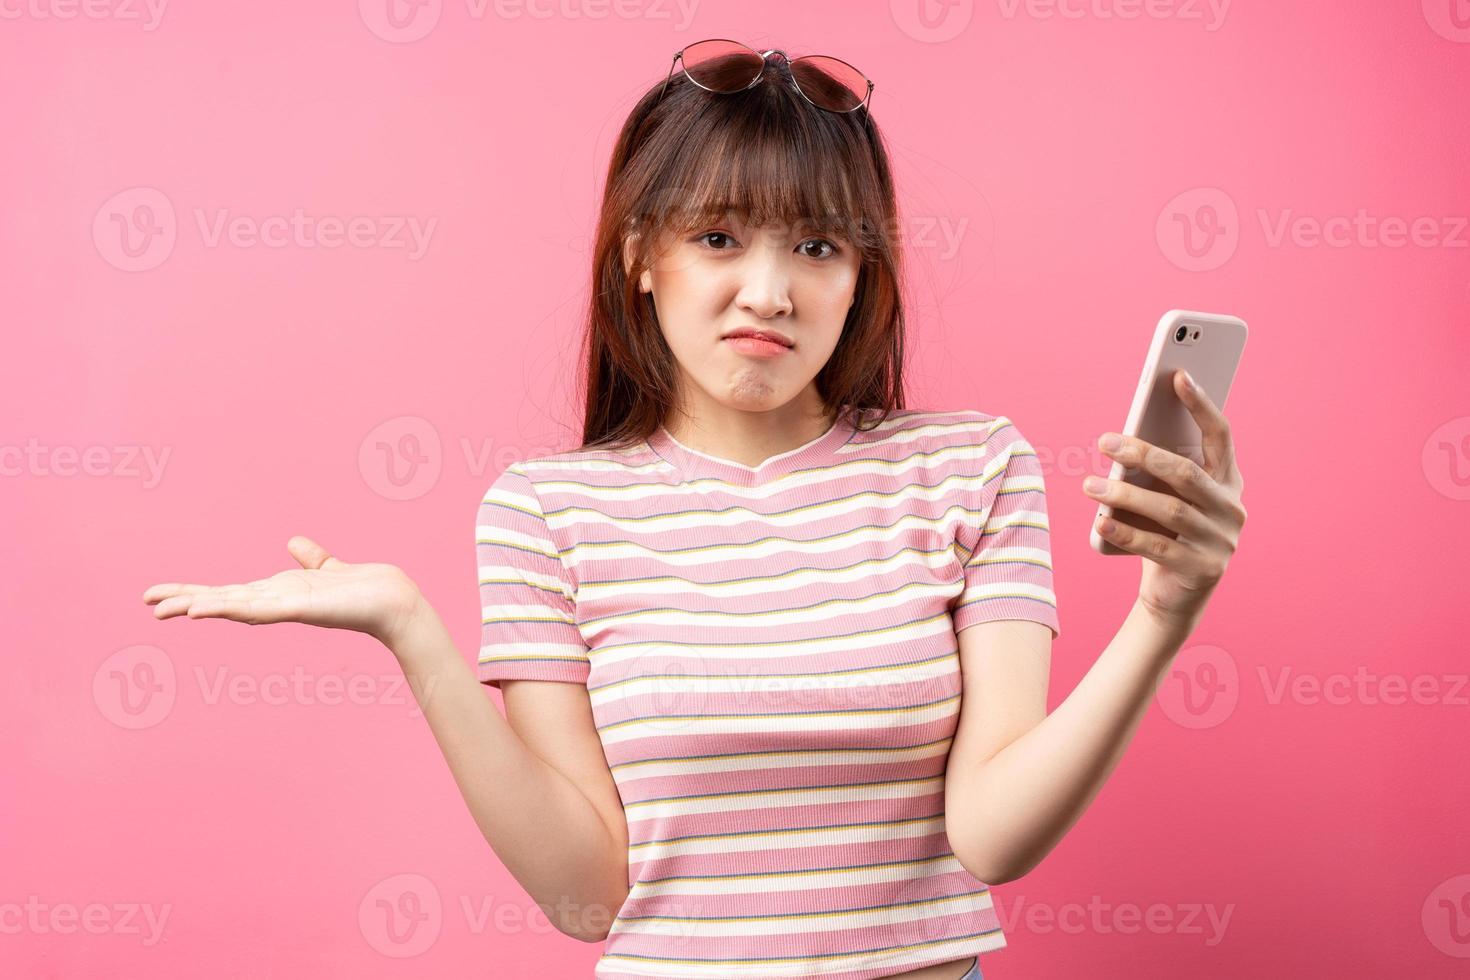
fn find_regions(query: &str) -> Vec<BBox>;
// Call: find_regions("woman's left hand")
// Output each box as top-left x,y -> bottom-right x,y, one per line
1083,368 -> 1247,632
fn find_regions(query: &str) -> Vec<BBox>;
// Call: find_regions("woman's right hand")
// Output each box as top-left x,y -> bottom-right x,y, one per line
142,535 -> 423,646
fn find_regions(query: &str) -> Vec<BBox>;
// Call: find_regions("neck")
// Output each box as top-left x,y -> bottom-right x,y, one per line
661,392 -> 839,469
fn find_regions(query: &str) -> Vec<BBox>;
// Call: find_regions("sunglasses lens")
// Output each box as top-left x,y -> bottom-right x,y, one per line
681,40 -> 764,93
791,55 -> 868,112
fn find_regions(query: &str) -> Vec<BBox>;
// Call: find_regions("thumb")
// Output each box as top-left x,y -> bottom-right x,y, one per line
287,535 -> 346,571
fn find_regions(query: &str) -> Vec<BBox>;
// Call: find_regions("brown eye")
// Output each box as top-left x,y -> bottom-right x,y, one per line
800,238 -> 839,259
696,231 -> 737,251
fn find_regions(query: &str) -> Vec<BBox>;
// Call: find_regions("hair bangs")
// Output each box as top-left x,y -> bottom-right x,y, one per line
643,97 -> 881,253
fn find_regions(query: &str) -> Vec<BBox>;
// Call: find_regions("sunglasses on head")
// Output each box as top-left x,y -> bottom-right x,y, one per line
657,38 -> 874,116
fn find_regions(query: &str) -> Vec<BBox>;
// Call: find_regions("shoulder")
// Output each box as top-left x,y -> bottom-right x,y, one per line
490,440 -> 662,493
851,406 -> 1025,458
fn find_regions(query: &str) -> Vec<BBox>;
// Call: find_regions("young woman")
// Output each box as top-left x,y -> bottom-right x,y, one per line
143,40 -> 1247,980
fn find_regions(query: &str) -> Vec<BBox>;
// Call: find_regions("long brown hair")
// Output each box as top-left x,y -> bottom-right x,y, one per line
577,52 -> 909,452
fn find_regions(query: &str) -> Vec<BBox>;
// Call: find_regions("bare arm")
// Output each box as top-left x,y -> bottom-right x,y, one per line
388,596 -> 629,942
143,535 -> 628,941
945,601 -> 1187,883
947,370 -> 1246,883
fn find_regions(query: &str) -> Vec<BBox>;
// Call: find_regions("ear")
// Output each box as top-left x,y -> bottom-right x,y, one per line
623,233 -> 652,294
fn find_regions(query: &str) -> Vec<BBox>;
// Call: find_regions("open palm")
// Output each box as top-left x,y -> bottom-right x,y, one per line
142,536 -> 421,644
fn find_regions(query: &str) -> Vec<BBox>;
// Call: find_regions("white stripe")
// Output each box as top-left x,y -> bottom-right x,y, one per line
976,508 -> 1050,533
478,641 -> 587,662
607,737 -> 953,784
603,696 -> 959,748
627,812 -> 947,861
474,523 -> 557,553
590,655 -> 957,711
581,580 -> 958,643
611,888 -> 994,938
566,508 -> 987,573
480,605 -> 577,627
577,546 -> 957,603
622,775 -> 945,821
588,613 -> 956,671
536,459 -> 997,520
624,854 -> 969,898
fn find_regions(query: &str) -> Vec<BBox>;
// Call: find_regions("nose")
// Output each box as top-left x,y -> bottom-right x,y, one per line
734,239 -> 794,319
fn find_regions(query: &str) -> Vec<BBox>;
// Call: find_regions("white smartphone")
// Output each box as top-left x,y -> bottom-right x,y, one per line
1090,309 -> 1248,556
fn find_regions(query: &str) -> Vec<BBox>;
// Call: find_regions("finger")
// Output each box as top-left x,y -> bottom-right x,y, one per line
1174,370 -> 1237,479
143,582 -> 249,605
288,535 -> 346,571
1095,512 -> 1201,567
149,584 -> 268,617
143,583 -> 210,604
185,594 -> 298,626
1083,475 -> 1226,545
1100,432 -> 1236,519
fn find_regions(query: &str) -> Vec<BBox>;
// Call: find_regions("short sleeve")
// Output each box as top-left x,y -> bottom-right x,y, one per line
475,463 -> 592,688
951,418 -> 1061,640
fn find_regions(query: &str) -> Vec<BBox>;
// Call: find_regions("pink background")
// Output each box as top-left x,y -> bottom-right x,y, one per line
4,1 -> 1469,976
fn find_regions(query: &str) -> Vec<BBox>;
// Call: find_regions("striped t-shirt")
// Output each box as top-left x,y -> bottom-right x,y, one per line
475,405 -> 1060,980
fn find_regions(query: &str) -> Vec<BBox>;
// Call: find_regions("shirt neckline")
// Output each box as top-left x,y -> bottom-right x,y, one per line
646,405 -> 860,487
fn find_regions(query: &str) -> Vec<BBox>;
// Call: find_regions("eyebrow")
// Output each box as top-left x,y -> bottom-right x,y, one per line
710,212 -> 845,239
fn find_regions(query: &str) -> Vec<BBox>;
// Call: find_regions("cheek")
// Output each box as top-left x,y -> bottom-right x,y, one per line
651,256 -> 727,312
806,265 -> 860,322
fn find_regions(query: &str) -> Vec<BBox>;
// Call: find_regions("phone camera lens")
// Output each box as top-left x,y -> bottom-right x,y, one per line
1174,325 -> 1188,342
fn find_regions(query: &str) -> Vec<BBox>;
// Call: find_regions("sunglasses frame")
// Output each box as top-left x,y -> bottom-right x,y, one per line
657,38 -> 875,116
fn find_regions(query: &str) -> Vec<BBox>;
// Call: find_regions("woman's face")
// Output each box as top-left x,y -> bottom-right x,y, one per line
628,211 -> 861,418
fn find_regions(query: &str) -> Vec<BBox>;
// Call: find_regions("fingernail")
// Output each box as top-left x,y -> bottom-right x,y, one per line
1182,370 -> 1196,390
1100,433 -> 1122,452
1084,476 -> 1107,493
